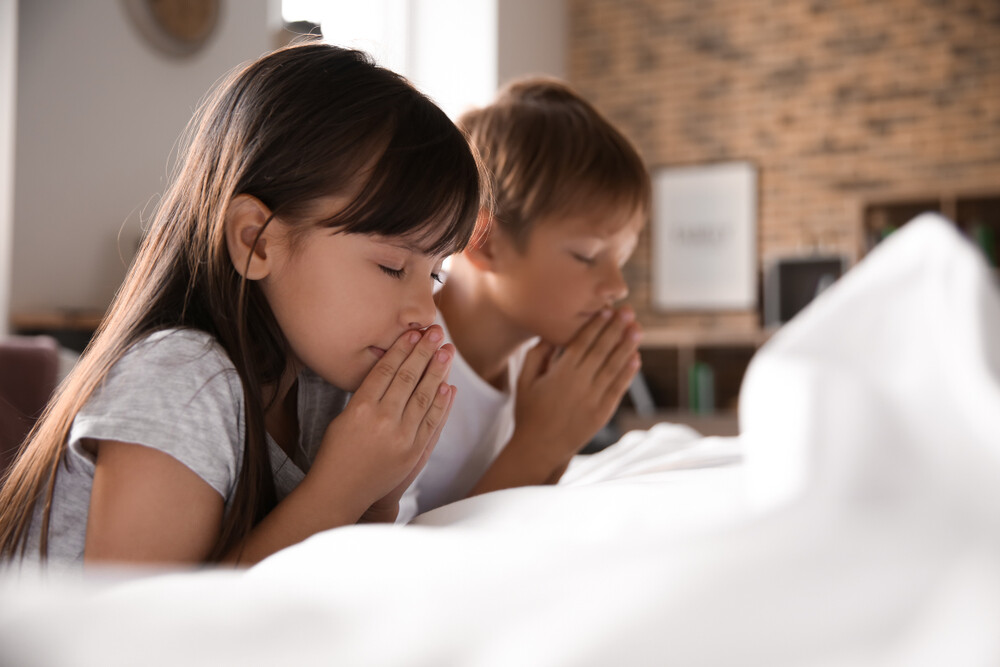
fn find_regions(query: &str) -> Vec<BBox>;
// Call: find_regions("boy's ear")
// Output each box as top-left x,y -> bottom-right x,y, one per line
225,194 -> 276,280
463,210 -> 507,272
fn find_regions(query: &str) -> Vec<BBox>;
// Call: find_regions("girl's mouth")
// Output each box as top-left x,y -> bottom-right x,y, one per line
368,346 -> 386,358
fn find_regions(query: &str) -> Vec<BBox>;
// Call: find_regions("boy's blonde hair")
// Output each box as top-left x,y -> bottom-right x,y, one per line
458,77 -> 650,248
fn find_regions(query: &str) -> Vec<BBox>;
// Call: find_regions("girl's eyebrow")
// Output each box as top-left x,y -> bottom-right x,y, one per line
379,237 -> 446,259
380,240 -> 424,255
368,236 -> 415,252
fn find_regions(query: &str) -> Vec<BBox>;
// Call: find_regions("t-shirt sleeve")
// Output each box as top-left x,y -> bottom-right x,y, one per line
69,330 -> 245,500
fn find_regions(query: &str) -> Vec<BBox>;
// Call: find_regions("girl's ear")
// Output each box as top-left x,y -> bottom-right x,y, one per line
225,195 -> 276,280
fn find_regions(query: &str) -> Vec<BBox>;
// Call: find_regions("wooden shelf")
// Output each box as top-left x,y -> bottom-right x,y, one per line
10,310 -> 104,353
627,324 -> 773,419
11,310 -> 104,332
862,191 -> 1000,265
616,409 -> 740,437
639,325 -> 774,349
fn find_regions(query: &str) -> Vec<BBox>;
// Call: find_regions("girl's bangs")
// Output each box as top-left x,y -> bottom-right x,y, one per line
324,107 -> 481,257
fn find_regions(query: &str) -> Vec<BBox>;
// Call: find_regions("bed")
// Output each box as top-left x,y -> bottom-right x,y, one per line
1,213 -> 998,666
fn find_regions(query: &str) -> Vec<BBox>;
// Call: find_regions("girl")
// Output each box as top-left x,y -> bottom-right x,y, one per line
0,42 -> 481,567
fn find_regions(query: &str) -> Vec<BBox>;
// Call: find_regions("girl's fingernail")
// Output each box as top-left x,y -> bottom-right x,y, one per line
409,331 -> 421,344
439,383 -> 449,395
428,328 -> 443,343
436,349 -> 451,363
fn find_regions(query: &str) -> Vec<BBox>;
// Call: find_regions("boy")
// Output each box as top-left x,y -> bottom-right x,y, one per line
398,77 -> 650,522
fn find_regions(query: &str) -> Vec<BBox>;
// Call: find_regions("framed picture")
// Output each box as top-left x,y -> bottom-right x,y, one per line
651,161 -> 758,310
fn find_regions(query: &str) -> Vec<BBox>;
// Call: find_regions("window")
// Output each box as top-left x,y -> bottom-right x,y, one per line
280,0 -> 497,120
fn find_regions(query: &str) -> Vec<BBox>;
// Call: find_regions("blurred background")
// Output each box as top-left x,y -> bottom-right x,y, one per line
1,0 -> 998,438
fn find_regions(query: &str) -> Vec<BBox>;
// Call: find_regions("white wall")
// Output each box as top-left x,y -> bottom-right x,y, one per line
408,0 -> 498,121
0,0 -> 16,335
8,0 -> 565,317
497,0 -> 565,86
12,1 -> 272,314
408,0 -> 565,119
312,0 -> 565,122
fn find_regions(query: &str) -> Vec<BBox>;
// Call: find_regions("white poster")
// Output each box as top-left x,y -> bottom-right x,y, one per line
651,162 -> 757,310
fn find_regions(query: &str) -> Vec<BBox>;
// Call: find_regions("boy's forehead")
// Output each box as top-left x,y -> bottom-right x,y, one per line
542,205 -> 646,238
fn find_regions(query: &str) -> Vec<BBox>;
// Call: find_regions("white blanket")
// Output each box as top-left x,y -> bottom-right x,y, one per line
1,214 -> 998,666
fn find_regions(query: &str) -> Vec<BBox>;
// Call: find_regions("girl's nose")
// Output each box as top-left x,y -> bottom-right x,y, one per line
402,283 -> 438,331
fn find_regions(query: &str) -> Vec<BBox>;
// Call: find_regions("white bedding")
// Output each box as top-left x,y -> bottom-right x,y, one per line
1,214 -> 998,666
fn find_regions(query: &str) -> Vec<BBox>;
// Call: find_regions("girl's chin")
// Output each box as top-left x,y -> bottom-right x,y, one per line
306,362 -> 368,393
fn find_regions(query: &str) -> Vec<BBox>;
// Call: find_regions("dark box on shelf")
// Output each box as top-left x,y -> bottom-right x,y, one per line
763,256 -> 846,326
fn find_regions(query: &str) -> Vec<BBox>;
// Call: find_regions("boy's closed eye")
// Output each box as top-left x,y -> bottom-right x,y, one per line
569,237 -> 638,269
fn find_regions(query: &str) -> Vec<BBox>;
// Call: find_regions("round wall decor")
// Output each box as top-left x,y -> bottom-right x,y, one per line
123,0 -> 222,57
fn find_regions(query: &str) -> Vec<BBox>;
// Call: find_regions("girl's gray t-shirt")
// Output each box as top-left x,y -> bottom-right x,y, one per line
24,328 -> 349,565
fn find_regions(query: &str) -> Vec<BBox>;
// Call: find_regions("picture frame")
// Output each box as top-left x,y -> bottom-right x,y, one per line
650,161 -> 758,311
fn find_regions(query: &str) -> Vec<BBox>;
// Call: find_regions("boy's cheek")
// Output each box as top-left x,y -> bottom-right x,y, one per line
546,317 -> 586,348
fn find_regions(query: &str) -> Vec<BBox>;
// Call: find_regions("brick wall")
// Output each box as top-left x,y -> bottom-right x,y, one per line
569,0 -> 1000,331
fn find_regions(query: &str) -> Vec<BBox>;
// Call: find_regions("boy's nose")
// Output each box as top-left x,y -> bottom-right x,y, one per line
601,265 -> 629,303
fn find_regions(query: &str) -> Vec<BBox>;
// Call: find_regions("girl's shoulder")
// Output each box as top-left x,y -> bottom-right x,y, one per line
126,328 -> 233,367
72,328 -> 247,505
105,327 -> 243,399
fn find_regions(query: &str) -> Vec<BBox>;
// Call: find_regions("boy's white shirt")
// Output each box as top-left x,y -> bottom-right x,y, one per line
397,312 -> 535,524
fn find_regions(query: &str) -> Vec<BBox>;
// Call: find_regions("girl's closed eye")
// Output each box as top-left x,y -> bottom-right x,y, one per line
378,264 -> 405,279
380,263 -> 445,284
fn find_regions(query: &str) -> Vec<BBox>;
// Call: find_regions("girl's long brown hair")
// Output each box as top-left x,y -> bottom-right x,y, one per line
0,42 -> 481,561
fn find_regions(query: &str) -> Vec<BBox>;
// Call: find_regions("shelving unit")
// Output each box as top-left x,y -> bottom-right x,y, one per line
613,325 -> 774,437
862,191 -> 1000,271
10,310 -> 104,353
606,190 -> 999,442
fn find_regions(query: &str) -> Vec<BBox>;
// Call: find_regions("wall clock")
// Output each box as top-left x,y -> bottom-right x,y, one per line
123,0 -> 222,57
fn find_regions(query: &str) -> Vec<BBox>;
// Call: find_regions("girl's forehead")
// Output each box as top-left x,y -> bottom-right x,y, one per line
300,193 -> 458,258
369,231 -> 449,260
